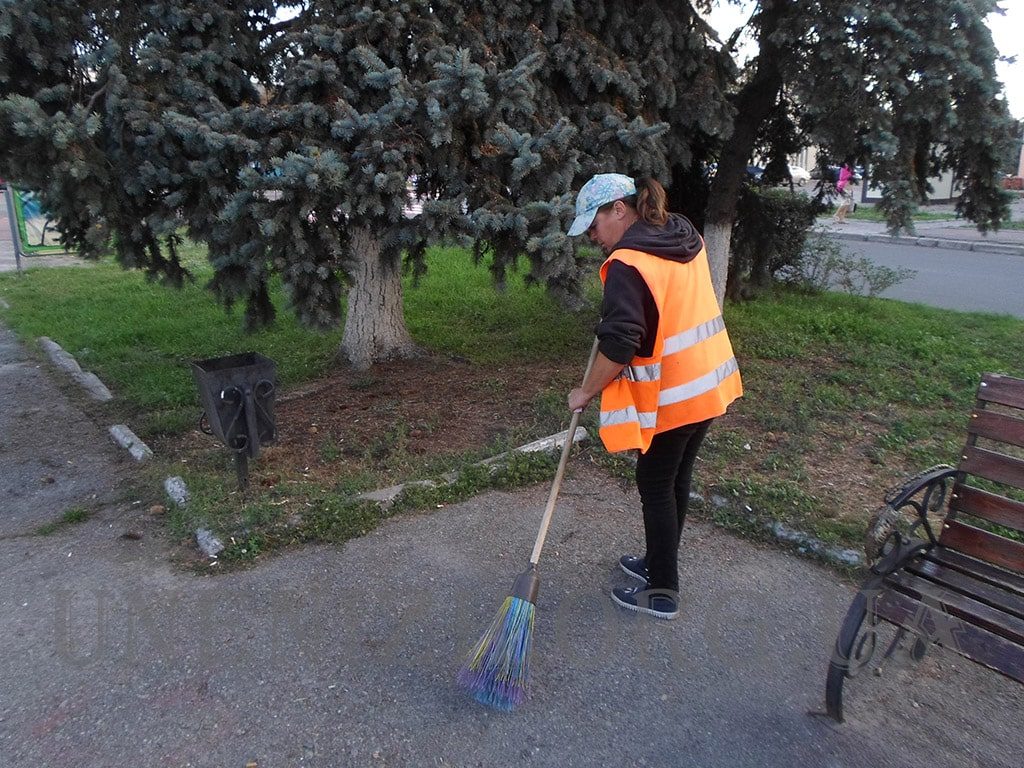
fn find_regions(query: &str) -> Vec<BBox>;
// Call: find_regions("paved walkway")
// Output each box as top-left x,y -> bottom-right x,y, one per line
0,324 -> 128,537
1,457 -> 1021,767
819,195 -> 1024,257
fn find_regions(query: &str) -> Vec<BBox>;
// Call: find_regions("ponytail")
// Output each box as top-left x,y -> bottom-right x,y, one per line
633,178 -> 668,226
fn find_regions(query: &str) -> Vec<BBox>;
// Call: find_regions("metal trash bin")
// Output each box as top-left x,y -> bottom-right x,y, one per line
191,352 -> 277,487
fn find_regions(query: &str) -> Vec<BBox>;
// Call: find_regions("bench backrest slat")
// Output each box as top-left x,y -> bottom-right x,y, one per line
978,373 -> 1024,410
951,484 -> 1024,534
940,520 -> 1024,574
958,445 -> 1024,491
969,409 -> 1024,450
939,373 -> 1024,576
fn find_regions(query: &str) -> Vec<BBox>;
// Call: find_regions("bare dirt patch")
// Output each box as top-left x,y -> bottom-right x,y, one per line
164,353 -> 578,486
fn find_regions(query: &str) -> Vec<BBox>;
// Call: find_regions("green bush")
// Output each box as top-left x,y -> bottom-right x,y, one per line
728,187 -> 822,300
778,232 -> 916,297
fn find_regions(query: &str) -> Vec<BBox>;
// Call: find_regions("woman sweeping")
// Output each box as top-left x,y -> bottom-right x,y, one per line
566,173 -> 743,620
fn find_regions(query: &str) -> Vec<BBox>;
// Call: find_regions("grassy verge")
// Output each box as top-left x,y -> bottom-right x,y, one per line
156,450 -> 559,569
698,291 -> 1023,547
0,243 -> 597,437
3,244 -> 1022,565
840,207 -> 959,223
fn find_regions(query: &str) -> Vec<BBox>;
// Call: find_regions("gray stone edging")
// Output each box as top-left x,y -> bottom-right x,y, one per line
109,424 -> 154,462
37,336 -> 113,401
357,426 -> 589,509
698,491 -> 863,568
34,336 -> 159,465
162,424 -> 866,570
165,476 -> 190,506
830,230 -> 1024,258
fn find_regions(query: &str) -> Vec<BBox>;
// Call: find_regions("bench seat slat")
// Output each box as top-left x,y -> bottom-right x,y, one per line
874,588 -> 1024,684
968,409 -> 1024,450
979,374 -> 1024,411
939,520 -> 1024,575
959,445 -> 1024,492
884,570 -> 1024,645
902,558 -> 1024,622
951,484 -> 1024,534
926,547 -> 1024,597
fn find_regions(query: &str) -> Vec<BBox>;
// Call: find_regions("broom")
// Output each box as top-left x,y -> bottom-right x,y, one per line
457,337 -> 601,711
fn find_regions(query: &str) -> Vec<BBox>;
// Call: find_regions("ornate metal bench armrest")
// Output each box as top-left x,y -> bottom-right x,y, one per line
864,465 -> 956,565
884,464 -> 957,513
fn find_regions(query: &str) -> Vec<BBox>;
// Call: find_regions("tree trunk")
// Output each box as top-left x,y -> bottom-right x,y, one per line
703,221 -> 733,307
703,0 -> 788,308
339,226 -> 419,370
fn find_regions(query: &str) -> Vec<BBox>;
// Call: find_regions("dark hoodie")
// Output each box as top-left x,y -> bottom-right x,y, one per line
596,213 -> 704,364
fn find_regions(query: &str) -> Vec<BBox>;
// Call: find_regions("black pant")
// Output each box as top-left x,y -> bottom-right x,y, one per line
635,418 -> 713,592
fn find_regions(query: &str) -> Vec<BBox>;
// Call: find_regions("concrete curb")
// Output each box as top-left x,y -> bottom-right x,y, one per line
35,336 -> 160,466
166,426 -> 590,557
109,424 -> 154,462
38,336 -> 114,401
357,426 -> 590,510
830,230 -> 1024,258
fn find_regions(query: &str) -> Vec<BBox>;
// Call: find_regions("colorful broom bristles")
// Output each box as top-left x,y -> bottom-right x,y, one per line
457,594 -> 536,711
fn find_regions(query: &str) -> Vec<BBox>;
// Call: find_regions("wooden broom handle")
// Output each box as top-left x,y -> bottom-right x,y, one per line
529,336 -> 601,565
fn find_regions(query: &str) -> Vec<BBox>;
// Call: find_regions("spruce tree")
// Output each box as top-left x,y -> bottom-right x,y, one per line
2,1 -> 723,368
702,0 -> 1015,303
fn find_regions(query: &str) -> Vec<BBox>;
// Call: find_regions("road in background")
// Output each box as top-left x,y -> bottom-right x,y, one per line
841,240 -> 1024,318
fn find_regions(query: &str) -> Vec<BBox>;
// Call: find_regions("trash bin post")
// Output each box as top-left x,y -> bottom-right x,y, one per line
191,352 -> 277,490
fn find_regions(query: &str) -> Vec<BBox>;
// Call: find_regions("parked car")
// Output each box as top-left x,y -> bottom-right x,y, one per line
787,165 -> 811,185
745,165 -> 765,183
811,165 -> 864,183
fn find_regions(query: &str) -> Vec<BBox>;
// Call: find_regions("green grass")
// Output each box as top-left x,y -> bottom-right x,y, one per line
0,243 -> 596,436
165,449 -> 559,568
0,241 -> 343,436
403,245 -> 599,365
35,505 -> 92,535
4,242 -> 1023,562
842,207 -> 959,223
699,290 -> 1024,547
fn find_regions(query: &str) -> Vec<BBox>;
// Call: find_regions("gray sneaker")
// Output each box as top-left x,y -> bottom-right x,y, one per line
610,585 -> 679,620
619,554 -> 648,583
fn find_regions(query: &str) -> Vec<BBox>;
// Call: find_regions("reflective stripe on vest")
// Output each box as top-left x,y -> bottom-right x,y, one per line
659,356 -> 739,408
663,315 -> 726,357
600,405 -> 658,429
597,247 -> 742,453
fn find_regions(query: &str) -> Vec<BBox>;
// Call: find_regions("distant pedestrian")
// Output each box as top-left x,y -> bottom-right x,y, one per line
832,163 -> 855,223
565,173 -> 743,620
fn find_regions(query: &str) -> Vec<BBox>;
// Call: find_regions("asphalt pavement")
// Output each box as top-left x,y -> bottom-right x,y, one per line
0,315 -> 1022,766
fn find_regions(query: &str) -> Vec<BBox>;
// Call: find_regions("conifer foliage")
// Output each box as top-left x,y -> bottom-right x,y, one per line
702,0 -> 1015,302
0,1 -> 720,367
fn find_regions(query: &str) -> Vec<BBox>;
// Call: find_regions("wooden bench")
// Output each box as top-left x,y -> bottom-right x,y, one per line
826,372 -> 1024,721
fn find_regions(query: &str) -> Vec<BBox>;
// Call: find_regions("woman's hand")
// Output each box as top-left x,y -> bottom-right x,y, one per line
567,351 -> 625,413
568,387 -> 593,413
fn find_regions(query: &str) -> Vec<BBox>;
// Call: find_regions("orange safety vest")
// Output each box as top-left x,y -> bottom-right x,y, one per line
598,246 -> 742,453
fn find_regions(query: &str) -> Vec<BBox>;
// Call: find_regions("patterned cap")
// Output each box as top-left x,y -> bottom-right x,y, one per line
567,173 -> 637,236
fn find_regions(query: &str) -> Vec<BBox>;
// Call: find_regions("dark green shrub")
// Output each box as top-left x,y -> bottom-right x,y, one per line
728,188 -> 822,300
